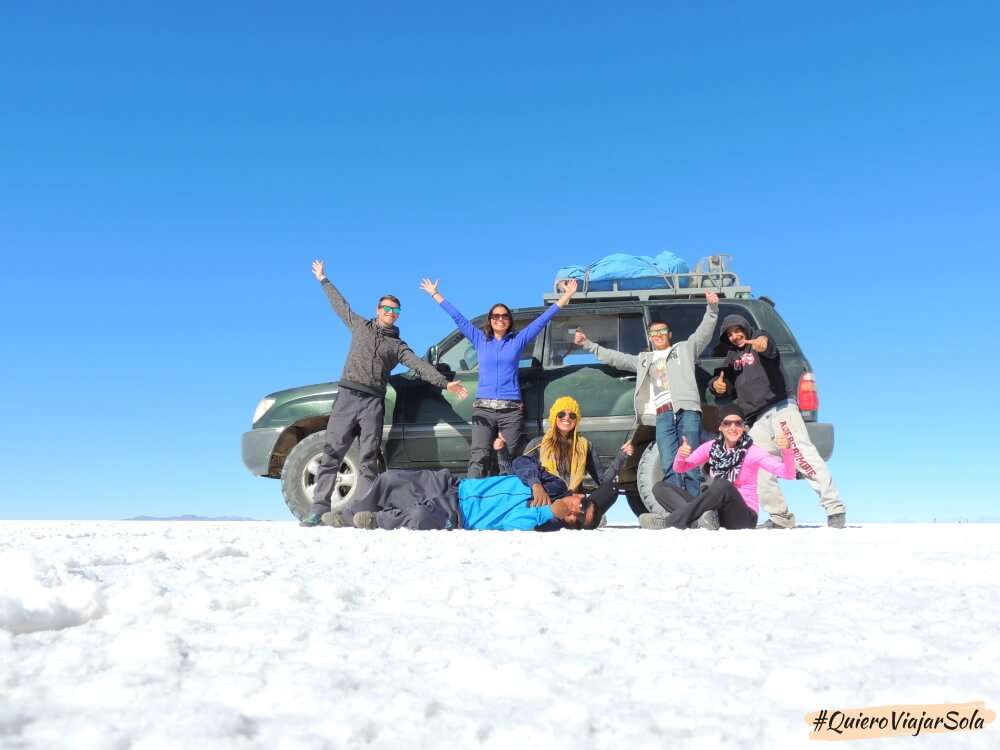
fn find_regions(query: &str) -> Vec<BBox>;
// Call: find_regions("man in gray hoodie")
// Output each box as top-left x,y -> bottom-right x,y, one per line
301,259 -> 468,527
574,292 -> 719,498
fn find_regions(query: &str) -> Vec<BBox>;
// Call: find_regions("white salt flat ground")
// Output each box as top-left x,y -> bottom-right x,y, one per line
1,521 -> 997,750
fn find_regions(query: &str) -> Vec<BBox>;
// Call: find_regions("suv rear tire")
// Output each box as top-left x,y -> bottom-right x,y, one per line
635,442 -> 664,515
280,432 -> 362,521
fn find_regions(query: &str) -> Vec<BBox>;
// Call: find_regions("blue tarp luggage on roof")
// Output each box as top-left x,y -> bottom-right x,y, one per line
555,251 -> 691,290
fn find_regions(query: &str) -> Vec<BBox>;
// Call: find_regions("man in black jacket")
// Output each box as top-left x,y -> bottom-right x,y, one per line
302,259 -> 468,527
711,314 -> 846,529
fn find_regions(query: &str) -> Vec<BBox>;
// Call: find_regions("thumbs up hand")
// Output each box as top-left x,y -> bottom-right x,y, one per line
679,436 -> 692,459
712,371 -> 727,394
775,434 -> 790,450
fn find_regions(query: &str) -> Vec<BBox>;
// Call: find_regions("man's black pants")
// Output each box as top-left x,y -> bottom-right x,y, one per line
310,387 -> 385,515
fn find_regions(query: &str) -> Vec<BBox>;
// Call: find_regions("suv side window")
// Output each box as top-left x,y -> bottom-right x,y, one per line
437,336 -> 478,372
544,311 -> 644,367
647,303 -> 760,357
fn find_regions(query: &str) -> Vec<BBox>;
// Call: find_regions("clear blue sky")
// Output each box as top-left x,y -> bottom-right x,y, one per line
2,2 -> 997,521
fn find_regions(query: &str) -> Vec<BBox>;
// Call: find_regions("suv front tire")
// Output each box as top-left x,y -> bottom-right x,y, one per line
280,432 -> 363,521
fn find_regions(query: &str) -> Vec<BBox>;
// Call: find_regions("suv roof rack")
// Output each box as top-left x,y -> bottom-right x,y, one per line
543,254 -> 754,303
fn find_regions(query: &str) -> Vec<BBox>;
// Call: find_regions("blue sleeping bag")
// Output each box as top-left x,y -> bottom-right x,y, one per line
555,251 -> 691,290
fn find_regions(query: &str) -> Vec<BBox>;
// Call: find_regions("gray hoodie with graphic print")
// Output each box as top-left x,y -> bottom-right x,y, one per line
581,302 -> 718,421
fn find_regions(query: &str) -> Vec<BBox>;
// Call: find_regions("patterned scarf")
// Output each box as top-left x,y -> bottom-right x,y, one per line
708,433 -> 753,482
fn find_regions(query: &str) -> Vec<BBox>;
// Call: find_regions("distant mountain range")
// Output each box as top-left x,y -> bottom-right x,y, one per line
124,515 -> 262,521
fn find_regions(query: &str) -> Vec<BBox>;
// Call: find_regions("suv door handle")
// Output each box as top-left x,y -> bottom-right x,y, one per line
618,375 -> 636,382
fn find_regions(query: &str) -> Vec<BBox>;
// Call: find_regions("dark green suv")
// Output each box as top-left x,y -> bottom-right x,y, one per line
242,272 -> 833,520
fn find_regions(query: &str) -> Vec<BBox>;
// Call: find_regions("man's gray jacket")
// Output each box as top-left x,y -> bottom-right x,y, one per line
320,279 -> 449,396
581,302 -> 718,419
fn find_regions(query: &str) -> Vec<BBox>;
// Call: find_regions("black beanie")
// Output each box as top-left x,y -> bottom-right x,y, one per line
718,403 -> 745,421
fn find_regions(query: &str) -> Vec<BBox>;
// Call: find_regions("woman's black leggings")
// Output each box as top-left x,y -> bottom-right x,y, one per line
651,478 -> 758,529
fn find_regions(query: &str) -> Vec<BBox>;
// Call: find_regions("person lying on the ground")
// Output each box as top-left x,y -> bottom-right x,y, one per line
321,444 -> 632,531
494,396 -> 604,492
640,404 -> 794,530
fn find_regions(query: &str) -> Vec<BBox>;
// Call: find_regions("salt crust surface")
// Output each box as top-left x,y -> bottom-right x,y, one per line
1,521 -> 997,749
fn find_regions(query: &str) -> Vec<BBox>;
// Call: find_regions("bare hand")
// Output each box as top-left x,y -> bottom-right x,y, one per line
775,434 -> 790,450
574,329 -> 589,346
446,381 -> 468,400
621,442 -> 634,457
419,278 -> 440,297
557,278 -> 579,306
530,483 -> 552,508
311,259 -> 326,281
712,372 -> 727,394
750,336 -> 768,353
679,436 -> 692,458
705,291 -> 719,305
551,495 -> 583,522
493,434 -> 506,451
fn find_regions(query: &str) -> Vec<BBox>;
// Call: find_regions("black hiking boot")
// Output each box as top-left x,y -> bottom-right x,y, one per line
826,513 -> 846,529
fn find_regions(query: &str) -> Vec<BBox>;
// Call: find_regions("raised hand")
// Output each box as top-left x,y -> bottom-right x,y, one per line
556,278 -> 579,306
311,259 -> 326,281
750,335 -> 769,353
775,434 -> 790,450
419,278 -> 440,297
493,434 -> 506,451
621,442 -> 634,457
679,436 -> 692,459
446,381 -> 468,400
705,291 -> 719,305
712,371 -> 727,394
574,328 -> 589,346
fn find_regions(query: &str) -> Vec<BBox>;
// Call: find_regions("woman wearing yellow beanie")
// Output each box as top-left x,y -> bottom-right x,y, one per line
497,396 -> 603,492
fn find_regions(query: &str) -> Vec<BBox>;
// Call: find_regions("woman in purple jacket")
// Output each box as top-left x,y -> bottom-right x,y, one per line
420,277 -> 578,477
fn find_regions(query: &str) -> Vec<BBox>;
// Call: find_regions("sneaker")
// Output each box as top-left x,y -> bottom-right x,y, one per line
353,511 -> 379,530
321,511 -> 348,527
696,510 -> 720,531
638,513 -> 668,530
756,519 -> 794,529
827,513 -> 846,529
299,513 -> 324,527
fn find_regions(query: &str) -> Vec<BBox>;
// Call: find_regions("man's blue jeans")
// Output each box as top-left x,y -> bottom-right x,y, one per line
655,408 -> 703,496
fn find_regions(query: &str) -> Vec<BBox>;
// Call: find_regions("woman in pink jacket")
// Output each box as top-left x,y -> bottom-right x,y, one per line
646,404 -> 795,530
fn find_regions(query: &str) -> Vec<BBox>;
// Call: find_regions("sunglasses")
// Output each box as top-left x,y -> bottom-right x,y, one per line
556,411 -> 578,421
381,305 -> 401,314
720,419 -> 744,428
490,313 -> 511,321
648,328 -> 670,336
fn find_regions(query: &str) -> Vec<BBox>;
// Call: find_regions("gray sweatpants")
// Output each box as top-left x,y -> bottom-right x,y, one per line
468,405 -> 524,478
310,387 -> 385,515
749,399 -> 846,527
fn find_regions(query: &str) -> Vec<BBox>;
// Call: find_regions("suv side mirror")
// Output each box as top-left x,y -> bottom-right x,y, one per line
426,345 -> 439,364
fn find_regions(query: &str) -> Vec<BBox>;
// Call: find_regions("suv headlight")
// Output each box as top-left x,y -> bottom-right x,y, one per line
252,397 -> 276,425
